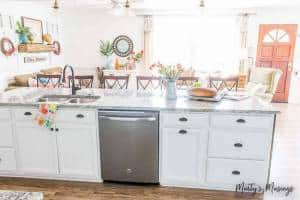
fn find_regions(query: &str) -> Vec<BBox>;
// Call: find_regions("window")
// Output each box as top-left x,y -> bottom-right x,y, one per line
263,29 -> 290,43
152,16 -> 240,74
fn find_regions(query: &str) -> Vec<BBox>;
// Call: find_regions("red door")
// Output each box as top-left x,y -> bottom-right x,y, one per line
256,24 -> 297,102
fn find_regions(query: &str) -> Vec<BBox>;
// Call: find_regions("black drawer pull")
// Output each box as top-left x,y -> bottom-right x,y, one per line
55,128 -> 59,132
234,143 -> 243,148
232,170 -> 240,175
179,117 -> 188,122
178,130 -> 187,134
50,128 -> 54,132
76,114 -> 84,118
236,119 -> 246,123
24,112 -> 32,116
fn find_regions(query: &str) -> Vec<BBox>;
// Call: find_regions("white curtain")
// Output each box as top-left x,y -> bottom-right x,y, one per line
144,16 -> 153,68
152,16 -> 240,74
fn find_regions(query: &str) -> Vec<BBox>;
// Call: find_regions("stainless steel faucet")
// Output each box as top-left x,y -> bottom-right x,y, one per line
62,65 -> 80,95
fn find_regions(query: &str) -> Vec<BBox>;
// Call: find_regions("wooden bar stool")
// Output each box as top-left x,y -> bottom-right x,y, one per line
36,74 -> 61,88
136,76 -> 162,90
209,75 -> 239,92
176,76 -> 199,89
103,75 -> 130,89
68,75 -> 94,88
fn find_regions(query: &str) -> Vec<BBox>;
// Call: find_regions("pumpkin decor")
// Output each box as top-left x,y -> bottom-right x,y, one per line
53,41 -> 61,55
0,37 -> 16,56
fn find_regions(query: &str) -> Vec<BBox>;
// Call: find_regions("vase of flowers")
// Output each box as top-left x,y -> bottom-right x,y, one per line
150,62 -> 184,100
125,50 -> 144,70
99,40 -> 114,69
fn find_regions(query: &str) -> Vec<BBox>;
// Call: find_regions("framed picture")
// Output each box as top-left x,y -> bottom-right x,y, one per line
22,16 -> 43,44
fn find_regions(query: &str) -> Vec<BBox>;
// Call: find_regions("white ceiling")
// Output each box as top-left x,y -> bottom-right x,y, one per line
3,0 -> 300,13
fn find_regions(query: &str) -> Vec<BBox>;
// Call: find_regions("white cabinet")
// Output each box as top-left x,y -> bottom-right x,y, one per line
0,122 -> 13,147
161,128 -> 207,186
12,108 -> 100,182
56,124 -> 98,178
0,148 -> 16,171
160,112 -> 209,187
15,126 -> 58,174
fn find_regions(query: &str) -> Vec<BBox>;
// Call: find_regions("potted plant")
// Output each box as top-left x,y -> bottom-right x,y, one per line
15,21 -> 31,44
99,40 -> 114,69
150,62 -> 184,99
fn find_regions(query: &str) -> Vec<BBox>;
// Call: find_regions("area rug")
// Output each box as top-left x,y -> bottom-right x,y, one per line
0,190 -> 43,200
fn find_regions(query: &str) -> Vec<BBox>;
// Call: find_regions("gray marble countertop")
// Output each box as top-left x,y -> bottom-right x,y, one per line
0,88 -> 279,114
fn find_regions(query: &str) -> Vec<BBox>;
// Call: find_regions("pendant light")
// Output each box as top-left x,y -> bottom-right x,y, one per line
53,0 -> 59,9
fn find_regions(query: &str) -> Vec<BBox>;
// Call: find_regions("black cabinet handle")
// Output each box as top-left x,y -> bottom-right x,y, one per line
179,117 -> 188,122
232,170 -> 241,175
55,128 -> 59,132
236,119 -> 246,123
50,128 -> 54,131
76,114 -> 84,119
234,143 -> 243,148
24,112 -> 32,116
178,130 -> 187,134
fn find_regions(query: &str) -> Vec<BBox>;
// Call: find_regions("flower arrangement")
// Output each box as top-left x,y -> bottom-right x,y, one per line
150,62 -> 184,81
125,50 -> 144,70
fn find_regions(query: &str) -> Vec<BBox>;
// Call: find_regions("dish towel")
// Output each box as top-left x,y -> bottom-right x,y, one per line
35,103 -> 58,129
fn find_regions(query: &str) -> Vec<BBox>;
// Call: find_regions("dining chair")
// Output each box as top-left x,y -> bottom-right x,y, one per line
36,74 -> 61,88
176,76 -> 199,89
103,75 -> 130,89
68,75 -> 94,88
136,76 -> 162,90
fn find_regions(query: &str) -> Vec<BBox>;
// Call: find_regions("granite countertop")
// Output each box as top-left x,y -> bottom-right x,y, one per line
0,88 -> 279,114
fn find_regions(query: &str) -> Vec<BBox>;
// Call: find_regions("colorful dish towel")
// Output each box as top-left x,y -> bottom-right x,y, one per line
35,103 -> 58,129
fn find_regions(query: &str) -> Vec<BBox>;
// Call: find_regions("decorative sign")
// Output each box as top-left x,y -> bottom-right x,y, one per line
22,17 -> 43,44
24,56 -> 47,63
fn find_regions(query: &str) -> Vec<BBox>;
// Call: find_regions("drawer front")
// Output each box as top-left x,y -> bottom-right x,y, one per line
0,148 -> 16,171
208,129 -> 272,160
206,158 -> 268,187
0,109 -> 10,120
0,123 -> 13,147
55,110 -> 96,124
162,112 -> 209,128
211,114 -> 274,130
13,109 -> 38,121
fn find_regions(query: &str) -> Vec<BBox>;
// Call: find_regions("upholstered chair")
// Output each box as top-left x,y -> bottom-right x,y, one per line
247,67 -> 283,102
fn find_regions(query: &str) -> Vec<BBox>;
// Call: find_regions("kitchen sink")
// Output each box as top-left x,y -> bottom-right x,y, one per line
37,95 -> 100,104
68,96 -> 100,104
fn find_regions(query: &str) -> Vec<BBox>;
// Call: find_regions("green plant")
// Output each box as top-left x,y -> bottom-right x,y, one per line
150,62 -> 184,80
15,21 -> 30,36
99,40 -> 113,57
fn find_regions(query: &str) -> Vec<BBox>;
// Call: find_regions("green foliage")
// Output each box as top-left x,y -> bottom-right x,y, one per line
15,21 -> 30,36
99,40 -> 113,57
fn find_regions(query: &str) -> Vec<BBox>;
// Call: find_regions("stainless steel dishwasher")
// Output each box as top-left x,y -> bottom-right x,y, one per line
99,110 -> 159,183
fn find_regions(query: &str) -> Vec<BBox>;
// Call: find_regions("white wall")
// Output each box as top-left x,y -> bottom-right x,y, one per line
0,2 -> 64,78
248,7 -> 300,103
61,8 -> 144,72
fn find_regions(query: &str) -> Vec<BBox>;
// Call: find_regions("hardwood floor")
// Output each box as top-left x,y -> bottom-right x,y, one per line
0,103 -> 298,200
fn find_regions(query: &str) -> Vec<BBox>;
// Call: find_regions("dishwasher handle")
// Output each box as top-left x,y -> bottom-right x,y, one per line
99,116 -> 157,122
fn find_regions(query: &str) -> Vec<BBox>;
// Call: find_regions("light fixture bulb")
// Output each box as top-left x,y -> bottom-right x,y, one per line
53,0 -> 59,9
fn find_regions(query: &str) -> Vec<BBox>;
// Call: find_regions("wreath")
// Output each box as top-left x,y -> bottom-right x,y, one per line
53,41 -> 61,55
0,37 -> 15,56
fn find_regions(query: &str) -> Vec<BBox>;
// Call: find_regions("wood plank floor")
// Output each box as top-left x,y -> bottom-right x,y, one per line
0,103 -> 298,200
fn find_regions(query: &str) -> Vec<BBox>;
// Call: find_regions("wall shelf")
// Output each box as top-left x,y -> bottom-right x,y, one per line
18,44 -> 55,53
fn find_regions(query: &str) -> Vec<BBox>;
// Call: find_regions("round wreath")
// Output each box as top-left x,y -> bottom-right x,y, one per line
53,41 -> 61,55
0,37 -> 15,56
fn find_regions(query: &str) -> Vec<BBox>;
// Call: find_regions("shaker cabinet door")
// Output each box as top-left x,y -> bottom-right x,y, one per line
161,128 -> 206,186
56,124 -> 99,179
15,126 -> 58,175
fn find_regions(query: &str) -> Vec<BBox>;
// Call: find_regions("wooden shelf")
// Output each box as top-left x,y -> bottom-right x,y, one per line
18,44 -> 55,53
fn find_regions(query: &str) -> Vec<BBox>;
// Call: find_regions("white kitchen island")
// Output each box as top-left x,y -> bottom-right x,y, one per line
0,88 -> 279,191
